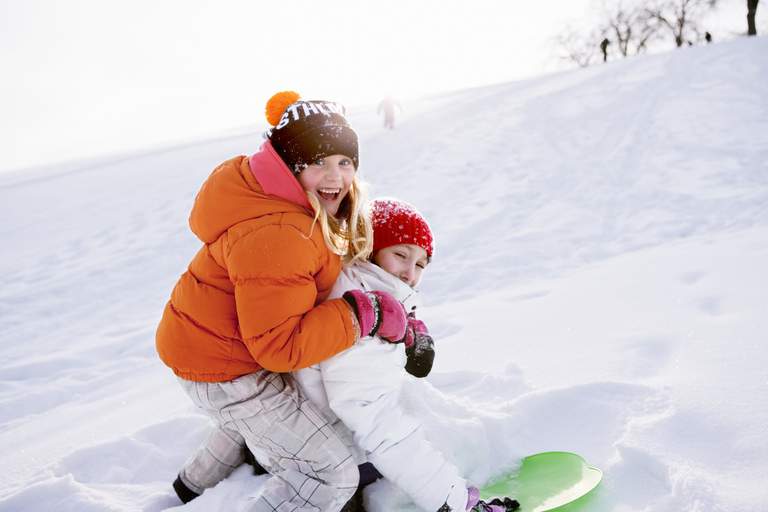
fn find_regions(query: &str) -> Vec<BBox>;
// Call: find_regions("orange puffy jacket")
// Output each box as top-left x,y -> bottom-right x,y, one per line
156,142 -> 357,382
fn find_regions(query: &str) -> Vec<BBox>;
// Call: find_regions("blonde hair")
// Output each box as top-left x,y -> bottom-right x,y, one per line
305,175 -> 373,263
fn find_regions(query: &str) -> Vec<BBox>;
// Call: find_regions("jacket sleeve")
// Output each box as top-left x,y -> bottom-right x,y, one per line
226,223 -> 356,372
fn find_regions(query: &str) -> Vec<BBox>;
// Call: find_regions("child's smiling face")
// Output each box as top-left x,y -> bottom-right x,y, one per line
297,154 -> 355,216
373,243 -> 429,288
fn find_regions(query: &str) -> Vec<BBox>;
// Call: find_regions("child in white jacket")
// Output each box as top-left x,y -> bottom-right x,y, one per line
172,198 -> 519,512
294,198 -> 517,512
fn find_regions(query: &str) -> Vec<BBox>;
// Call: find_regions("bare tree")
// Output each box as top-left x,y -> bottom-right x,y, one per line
556,28 -> 600,67
555,0 -> 719,69
598,1 -> 659,56
644,0 -> 719,47
747,0 -> 759,35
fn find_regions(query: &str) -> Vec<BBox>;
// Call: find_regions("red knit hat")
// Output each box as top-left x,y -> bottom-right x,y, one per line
370,198 -> 434,259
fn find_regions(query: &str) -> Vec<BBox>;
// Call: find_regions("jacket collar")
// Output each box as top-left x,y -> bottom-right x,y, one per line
346,262 -> 422,315
249,141 -> 312,210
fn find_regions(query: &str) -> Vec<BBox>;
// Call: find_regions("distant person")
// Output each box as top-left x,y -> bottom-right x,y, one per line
600,38 -> 610,63
377,95 -> 401,129
705,31 -> 712,43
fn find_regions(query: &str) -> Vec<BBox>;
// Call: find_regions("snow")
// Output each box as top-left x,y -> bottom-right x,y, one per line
2,36 -> 767,512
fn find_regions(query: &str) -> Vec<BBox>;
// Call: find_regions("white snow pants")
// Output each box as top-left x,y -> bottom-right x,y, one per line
178,371 -> 358,512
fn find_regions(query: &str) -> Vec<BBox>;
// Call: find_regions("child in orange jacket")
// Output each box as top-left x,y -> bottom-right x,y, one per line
157,92 -> 412,512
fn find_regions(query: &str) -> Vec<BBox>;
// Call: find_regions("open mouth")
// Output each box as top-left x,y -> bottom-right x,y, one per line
317,187 -> 341,202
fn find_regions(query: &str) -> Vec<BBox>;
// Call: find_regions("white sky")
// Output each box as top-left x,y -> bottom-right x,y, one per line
0,0 -> 762,173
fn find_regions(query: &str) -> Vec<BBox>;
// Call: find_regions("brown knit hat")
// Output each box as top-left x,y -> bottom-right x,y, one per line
265,91 -> 359,174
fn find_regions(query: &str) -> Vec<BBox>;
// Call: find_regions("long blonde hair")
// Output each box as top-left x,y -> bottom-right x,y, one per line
305,175 -> 373,263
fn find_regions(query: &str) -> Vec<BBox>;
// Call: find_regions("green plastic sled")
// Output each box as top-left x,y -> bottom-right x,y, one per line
480,452 -> 603,512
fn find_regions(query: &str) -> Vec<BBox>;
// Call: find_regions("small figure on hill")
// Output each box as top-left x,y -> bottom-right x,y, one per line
600,38 -> 610,63
377,95 -> 401,129
705,31 -> 712,43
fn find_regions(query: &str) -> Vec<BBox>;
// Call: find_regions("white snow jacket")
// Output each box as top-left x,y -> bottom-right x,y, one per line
294,262 -> 468,512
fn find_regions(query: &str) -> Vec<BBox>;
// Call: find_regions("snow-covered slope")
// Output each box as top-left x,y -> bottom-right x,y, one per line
1,37 -> 766,512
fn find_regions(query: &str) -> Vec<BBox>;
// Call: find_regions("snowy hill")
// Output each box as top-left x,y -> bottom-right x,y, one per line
1,36 -> 767,512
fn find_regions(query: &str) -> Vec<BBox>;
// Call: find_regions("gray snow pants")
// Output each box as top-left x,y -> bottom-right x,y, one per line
177,371 -> 359,511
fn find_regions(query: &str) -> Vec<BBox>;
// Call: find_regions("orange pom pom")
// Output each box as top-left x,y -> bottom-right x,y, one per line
265,91 -> 301,126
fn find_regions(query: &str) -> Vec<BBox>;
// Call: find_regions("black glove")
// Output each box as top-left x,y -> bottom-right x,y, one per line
403,317 -> 435,378
405,331 -> 435,378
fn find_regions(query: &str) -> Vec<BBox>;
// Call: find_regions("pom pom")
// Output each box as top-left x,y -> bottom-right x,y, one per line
265,91 -> 301,126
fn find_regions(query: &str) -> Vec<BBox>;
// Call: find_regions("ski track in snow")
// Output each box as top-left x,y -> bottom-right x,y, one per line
1,37 -> 767,512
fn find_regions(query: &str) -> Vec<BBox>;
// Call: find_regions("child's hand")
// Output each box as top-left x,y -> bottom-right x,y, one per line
342,290 -> 407,342
404,317 -> 430,346
404,317 -> 435,378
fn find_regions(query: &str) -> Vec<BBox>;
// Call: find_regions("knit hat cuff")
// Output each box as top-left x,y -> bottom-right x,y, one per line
271,124 -> 359,173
